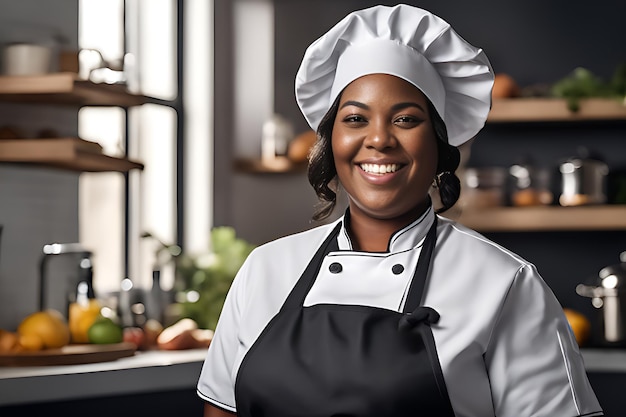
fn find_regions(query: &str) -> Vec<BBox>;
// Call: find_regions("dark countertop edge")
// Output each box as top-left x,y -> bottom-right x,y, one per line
582,349 -> 626,373
0,348 -> 207,407
0,348 -> 622,407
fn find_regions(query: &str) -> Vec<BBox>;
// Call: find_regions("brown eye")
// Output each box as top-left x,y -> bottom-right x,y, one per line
394,115 -> 422,127
343,114 -> 367,125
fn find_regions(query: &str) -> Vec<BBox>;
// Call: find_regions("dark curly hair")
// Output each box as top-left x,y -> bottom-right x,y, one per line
307,94 -> 461,221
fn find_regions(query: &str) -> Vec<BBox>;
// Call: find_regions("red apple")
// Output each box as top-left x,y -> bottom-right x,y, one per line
123,326 -> 145,349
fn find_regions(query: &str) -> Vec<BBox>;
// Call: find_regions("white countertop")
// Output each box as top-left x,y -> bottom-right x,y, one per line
0,348 -> 208,407
0,348 -> 623,407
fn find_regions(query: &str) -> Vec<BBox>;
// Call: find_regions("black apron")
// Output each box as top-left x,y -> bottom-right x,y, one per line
235,218 -> 455,416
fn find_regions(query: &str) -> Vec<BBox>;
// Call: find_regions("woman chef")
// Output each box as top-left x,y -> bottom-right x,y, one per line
198,4 -> 603,416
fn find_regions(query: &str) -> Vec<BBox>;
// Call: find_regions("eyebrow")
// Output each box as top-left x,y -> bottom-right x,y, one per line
340,100 -> 368,110
339,100 -> 426,113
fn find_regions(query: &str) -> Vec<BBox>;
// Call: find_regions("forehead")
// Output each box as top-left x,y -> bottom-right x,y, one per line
340,73 -> 429,104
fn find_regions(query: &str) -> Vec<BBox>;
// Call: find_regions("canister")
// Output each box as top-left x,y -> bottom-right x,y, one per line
559,153 -> 609,206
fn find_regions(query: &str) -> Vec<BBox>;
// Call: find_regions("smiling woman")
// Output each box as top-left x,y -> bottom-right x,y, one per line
197,4 -> 603,417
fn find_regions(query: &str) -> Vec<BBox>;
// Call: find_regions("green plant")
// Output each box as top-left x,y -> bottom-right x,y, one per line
609,63 -> 626,103
551,64 -> 626,112
173,227 -> 255,330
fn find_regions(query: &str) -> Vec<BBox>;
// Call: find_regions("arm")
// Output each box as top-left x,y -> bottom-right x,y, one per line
485,264 -> 602,416
197,257 -> 253,414
204,402 -> 236,416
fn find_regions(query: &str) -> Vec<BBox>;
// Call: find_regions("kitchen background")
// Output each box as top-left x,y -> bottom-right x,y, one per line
222,0 -> 626,335
0,0 -> 625,415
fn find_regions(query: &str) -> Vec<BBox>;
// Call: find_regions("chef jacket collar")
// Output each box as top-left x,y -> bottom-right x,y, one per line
337,206 -> 435,253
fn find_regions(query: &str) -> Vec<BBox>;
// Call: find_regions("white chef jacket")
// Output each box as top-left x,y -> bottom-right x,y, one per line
197,207 -> 603,416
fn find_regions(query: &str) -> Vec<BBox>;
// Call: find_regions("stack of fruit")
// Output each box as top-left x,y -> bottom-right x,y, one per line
0,309 -> 71,352
0,306 -> 213,355
0,307 -> 127,354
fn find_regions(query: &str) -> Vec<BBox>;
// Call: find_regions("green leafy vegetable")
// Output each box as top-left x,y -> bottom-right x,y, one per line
551,64 -> 626,112
174,227 -> 255,330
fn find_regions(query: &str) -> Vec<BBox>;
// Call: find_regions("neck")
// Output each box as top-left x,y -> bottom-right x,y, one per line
346,202 -> 430,252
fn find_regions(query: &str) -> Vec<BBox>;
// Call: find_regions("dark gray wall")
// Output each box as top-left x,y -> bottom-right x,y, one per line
0,0 -> 79,330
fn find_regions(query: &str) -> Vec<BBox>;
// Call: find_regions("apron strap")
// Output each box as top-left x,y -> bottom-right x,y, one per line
402,217 -> 438,313
280,221 -> 342,311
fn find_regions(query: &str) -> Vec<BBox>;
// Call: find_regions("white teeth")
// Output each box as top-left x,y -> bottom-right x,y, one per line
360,163 -> 400,174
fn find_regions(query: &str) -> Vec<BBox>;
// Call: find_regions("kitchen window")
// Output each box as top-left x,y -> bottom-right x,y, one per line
78,0 -> 213,296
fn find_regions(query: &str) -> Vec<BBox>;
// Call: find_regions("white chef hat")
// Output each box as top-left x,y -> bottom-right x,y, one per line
295,4 -> 494,147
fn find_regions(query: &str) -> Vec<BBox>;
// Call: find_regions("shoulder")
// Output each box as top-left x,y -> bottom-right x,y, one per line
432,215 -> 541,307
232,219 -> 342,303
436,215 -> 531,271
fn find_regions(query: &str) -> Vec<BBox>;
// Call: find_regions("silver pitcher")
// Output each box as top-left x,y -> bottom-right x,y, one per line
577,252 -> 626,345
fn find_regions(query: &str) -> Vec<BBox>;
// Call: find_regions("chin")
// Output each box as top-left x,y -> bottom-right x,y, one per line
356,204 -> 428,222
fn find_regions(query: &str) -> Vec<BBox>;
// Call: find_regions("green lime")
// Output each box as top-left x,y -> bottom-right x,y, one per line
87,317 -> 123,344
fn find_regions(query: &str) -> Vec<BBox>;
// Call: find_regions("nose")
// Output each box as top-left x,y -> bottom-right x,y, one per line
364,120 -> 396,150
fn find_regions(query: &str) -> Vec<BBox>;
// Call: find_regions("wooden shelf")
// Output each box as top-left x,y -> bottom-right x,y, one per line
234,157 -> 307,174
0,72 -> 167,107
488,98 -> 626,123
0,74 -> 153,172
444,205 -> 626,232
0,137 -> 143,172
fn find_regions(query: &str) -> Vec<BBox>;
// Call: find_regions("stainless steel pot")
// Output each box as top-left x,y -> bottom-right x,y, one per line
576,252 -> 626,345
559,150 -> 609,206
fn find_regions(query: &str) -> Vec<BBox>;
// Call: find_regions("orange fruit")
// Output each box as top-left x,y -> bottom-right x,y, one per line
563,308 -> 591,346
18,333 -> 44,351
0,329 -> 19,352
18,309 -> 71,349
69,300 -> 102,343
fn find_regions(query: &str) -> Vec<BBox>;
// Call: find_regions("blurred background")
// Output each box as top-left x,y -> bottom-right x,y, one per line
0,0 -> 624,415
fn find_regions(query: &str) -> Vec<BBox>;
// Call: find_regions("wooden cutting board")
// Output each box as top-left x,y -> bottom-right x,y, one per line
0,342 -> 136,367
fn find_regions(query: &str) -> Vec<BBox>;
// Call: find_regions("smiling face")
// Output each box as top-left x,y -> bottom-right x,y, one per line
332,73 -> 439,223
